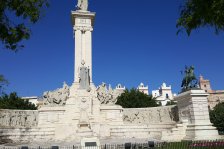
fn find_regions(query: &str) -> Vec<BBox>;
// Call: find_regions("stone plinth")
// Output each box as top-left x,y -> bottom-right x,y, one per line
100,105 -> 123,125
175,89 -> 220,140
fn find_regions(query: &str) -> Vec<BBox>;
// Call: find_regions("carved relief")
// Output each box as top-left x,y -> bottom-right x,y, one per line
123,106 -> 179,124
79,98 -> 90,128
0,110 -> 38,128
43,82 -> 70,106
177,97 -> 192,123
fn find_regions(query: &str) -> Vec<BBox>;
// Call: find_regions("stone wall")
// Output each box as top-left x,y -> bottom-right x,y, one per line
123,106 -> 178,124
0,109 -> 38,128
208,92 -> 224,109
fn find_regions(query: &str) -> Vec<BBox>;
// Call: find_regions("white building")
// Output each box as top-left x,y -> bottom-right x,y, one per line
115,84 -> 126,91
137,83 -> 149,95
22,96 -> 39,106
114,83 -> 126,95
152,83 -> 176,106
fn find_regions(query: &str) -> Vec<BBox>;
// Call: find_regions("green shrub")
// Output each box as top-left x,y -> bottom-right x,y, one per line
210,102 -> 224,132
116,88 -> 158,108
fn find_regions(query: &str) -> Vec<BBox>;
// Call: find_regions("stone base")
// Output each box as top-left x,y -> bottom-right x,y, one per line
175,89 -> 221,141
0,127 -> 55,143
108,123 -> 177,140
161,123 -> 187,141
184,124 -> 221,140
2,88 -> 222,144
77,128 -> 93,138
70,82 -> 96,97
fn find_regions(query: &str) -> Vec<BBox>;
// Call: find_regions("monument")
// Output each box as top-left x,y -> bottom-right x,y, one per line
36,0 -> 124,141
0,1 -> 222,145
181,66 -> 198,92
174,66 -> 220,140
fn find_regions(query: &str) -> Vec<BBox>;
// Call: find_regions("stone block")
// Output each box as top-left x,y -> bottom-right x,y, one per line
175,89 -> 220,140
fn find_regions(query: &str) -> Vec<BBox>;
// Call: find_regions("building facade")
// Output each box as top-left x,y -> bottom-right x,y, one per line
137,83 -> 149,95
199,75 -> 224,109
152,83 -> 176,106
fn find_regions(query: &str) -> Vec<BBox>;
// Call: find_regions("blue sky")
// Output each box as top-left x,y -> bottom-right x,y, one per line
0,0 -> 224,97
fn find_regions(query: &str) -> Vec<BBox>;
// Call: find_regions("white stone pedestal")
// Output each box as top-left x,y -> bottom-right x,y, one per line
175,89 -> 220,140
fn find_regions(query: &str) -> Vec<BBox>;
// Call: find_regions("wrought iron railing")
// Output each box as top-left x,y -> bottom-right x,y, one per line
1,140 -> 224,149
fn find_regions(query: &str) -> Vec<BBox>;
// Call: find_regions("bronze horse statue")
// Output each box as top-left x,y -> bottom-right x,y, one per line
181,66 -> 198,92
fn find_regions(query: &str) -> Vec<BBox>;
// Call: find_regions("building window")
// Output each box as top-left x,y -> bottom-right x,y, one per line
166,94 -> 169,99
205,90 -> 207,92
204,84 -> 207,87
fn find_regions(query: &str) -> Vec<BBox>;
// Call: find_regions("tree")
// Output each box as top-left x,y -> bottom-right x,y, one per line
0,0 -> 49,51
0,92 -> 37,110
0,75 -> 8,95
210,102 -> 224,132
116,88 -> 159,108
177,0 -> 224,35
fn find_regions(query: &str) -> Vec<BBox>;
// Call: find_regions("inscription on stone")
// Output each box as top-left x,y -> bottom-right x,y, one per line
77,18 -> 91,25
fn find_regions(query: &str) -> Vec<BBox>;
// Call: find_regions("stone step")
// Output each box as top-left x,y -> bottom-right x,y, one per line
109,124 -> 177,135
110,128 -> 171,133
110,124 -> 176,129
0,127 -> 55,133
0,127 -> 55,142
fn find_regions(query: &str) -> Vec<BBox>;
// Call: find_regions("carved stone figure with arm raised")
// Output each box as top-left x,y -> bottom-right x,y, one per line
76,0 -> 88,11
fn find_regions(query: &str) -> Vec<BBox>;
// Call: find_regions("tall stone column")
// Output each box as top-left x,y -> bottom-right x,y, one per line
71,11 -> 95,84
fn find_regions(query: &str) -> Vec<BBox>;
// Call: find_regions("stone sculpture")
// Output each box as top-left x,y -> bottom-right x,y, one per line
0,110 -> 38,128
43,82 -> 70,106
181,66 -> 198,92
79,98 -> 90,128
76,0 -> 88,11
79,61 -> 90,91
96,83 -> 121,105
